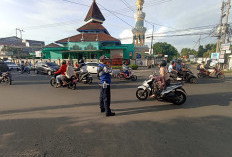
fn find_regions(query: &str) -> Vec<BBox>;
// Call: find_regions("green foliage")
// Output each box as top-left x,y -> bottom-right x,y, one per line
111,66 -> 122,69
128,64 -> 139,70
180,48 -> 197,57
152,42 -> 178,61
198,44 -> 217,57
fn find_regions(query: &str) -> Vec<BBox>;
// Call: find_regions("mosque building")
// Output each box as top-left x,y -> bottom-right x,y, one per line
42,0 -> 134,63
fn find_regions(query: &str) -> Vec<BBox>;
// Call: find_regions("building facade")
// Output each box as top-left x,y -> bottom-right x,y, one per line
43,0 -> 134,63
0,36 -> 45,58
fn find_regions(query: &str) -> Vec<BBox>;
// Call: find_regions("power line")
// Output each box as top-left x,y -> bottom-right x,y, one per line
96,2 -> 134,28
119,0 -> 135,13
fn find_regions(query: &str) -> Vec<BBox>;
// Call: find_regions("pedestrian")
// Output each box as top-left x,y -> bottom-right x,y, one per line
97,56 -> 115,117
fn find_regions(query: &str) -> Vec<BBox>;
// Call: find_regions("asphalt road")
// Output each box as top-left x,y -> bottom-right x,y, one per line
0,69 -> 232,157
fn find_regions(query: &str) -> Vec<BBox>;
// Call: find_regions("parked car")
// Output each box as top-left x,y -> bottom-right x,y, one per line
35,62 -> 60,75
4,61 -> 20,71
86,62 -> 98,74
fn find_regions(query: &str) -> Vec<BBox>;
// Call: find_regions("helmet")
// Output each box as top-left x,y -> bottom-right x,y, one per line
99,55 -> 107,60
177,59 -> 182,63
122,61 -> 126,65
79,59 -> 84,64
62,60 -> 66,65
159,60 -> 167,67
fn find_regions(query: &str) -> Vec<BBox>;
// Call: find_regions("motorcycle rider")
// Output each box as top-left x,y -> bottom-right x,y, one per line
54,60 -> 67,87
0,61 -> 10,78
97,55 -> 115,117
62,61 -> 75,85
122,61 -> 129,78
151,60 -> 170,98
78,59 -> 88,81
159,60 -> 170,88
181,62 -> 189,80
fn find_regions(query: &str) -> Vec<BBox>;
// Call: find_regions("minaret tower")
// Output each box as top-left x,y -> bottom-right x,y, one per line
132,0 -> 147,46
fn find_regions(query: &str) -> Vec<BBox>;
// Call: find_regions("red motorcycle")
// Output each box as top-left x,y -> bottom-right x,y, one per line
197,68 -> 225,80
117,68 -> 137,81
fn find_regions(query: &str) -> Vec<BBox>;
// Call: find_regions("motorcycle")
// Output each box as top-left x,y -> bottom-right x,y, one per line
170,70 -> 198,84
0,72 -> 12,85
20,65 -> 30,74
76,71 -> 93,84
136,74 -> 187,105
117,68 -> 137,81
50,74 -> 77,90
197,68 -> 225,80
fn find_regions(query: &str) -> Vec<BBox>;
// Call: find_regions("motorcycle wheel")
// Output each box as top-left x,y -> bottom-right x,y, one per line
50,78 -> 57,87
5,77 -> 12,85
117,74 -> 121,79
87,77 -> 93,84
172,91 -> 186,105
217,74 -> 225,81
197,73 -> 203,79
131,75 -> 137,81
35,69 -> 39,74
136,89 -> 148,101
190,77 -> 198,84
69,83 -> 76,90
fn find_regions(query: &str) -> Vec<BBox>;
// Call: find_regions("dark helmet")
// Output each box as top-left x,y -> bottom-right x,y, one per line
79,59 -> 84,64
159,60 -> 167,67
62,60 -> 66,65
177,59 -> 182,63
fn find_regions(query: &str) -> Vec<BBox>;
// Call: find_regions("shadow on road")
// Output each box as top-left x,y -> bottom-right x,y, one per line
1,116 -> 232,157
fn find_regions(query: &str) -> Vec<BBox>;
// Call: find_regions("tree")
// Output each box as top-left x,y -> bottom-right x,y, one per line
198,45 -> 205,57
180,48 -> 198,57
153,42 -> 178,61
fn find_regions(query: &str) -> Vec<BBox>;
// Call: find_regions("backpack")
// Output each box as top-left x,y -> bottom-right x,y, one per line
197,64 -> 201,70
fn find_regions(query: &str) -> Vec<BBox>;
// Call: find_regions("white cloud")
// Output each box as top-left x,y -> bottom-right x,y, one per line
119,29 -> 133,44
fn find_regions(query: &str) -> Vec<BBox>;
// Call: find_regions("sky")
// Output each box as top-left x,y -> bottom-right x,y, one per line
0,0 -> 228,51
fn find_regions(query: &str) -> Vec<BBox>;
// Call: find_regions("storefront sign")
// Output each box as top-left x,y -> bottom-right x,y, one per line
211,53 -> 219,60
219,54 -> 225,59
221,50 -> 225,55
226,50 -> 231,54
221,43 -> 230,51
219,59 -> 225,63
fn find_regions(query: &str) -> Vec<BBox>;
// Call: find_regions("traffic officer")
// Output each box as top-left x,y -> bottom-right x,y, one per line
98,56 -> 115,117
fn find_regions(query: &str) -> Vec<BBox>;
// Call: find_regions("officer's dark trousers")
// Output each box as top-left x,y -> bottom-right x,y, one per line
100,85 -> 111,114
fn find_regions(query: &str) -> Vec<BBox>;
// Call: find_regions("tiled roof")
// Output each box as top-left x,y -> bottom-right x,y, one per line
84,0 -> 105,22
56,33 -> 120,43
77,22 -> 107,32
45,43 -> 62,48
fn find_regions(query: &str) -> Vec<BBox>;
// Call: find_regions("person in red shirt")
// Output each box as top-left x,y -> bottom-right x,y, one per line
55,60 -> 67,87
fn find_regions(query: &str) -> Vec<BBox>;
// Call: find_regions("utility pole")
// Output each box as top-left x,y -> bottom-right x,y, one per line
16,28 -> 24,58
150,25 -> 154,55
216,1 -> 225,53
222,0 -> 231,44
198,35 -> 201,49
149,25 -> 154,68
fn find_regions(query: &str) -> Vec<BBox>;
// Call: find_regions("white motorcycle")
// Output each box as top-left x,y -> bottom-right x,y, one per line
136,74 -> 187,105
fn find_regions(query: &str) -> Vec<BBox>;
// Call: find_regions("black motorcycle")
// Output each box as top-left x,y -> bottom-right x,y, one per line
50,74 -> 77,90
77,71 -> 93,84
136,74 -> 187,105
0,72 -> 12,85
170,70 -> 198,84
